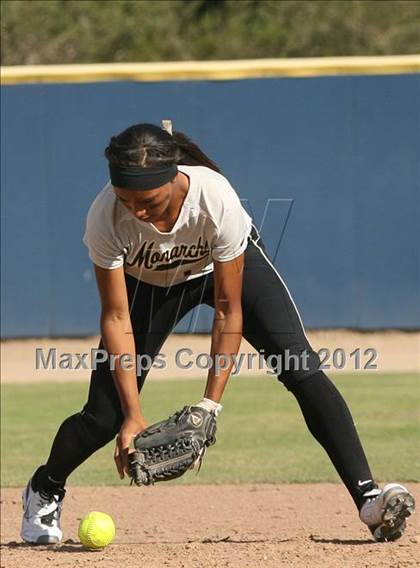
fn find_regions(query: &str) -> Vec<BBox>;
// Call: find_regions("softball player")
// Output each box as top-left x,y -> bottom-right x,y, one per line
21,122 -> 415,544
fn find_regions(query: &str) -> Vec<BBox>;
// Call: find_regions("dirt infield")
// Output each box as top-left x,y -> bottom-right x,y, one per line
1,484 -> 419,567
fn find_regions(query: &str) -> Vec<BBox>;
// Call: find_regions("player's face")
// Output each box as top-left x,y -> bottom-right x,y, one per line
113,184 -> 173,222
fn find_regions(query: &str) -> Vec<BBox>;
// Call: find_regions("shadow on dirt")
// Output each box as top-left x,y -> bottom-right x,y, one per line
201,536 -> 293,544
310,536 -> 374,546
1,537 -> 293,549
1,539 -> 95,553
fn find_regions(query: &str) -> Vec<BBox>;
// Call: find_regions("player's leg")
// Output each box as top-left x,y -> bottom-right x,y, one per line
21,274 -> 199,543
237,226 -> 414,540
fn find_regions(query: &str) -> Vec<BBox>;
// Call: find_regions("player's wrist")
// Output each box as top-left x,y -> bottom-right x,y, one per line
123,405 -> 145,422
195,397 -> 223,416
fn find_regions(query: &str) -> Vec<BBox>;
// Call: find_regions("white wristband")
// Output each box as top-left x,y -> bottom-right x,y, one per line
195,397 -> 223,417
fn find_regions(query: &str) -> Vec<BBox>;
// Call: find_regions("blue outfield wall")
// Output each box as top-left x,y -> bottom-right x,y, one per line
1,74 -> 419,337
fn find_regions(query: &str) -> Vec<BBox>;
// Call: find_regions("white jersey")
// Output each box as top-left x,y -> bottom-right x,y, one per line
83,165 -> 253,287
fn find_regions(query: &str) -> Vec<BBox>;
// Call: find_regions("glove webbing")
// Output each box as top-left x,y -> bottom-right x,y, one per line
130,438 -> 200,486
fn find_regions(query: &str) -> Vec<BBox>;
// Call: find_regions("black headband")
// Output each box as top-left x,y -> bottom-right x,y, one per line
109,163 -> 178,190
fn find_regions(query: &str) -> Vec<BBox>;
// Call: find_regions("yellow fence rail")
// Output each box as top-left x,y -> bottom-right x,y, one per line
2,55 -> 420,85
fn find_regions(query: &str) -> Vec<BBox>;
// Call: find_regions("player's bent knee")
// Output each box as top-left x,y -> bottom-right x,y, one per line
274,347 -> 321,391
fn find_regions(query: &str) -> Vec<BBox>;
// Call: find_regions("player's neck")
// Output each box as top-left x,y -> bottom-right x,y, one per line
154,173 -> 190,232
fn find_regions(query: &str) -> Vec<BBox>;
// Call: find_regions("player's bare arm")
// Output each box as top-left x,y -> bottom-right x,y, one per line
204,254 -> 244,402
94,264 -> 147,478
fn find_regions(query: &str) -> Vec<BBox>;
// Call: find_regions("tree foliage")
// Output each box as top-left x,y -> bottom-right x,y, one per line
2,0 -> 420,65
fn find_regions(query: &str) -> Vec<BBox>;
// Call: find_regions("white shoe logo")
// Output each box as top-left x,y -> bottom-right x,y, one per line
358,479 -> 373,487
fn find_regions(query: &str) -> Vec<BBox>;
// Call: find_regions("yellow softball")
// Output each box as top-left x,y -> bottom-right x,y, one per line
78,511 -> 115,549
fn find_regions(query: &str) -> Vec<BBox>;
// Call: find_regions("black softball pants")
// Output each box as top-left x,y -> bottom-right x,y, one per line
40,226 -> 375,509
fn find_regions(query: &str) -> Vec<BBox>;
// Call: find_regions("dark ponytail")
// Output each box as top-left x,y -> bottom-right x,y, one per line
105,123 -> 221,173
171,130 -> 221,172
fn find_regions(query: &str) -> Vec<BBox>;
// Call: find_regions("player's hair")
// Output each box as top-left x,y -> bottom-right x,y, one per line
105,123 -> 221,173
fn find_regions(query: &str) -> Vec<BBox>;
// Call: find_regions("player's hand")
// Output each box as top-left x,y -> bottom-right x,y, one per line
115,416 -> 147,479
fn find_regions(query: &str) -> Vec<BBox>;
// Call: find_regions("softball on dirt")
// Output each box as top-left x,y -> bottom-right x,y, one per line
78,511 -> 115,549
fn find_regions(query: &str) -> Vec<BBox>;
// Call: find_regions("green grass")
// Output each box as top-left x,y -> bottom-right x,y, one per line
1,373 -> 419,487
